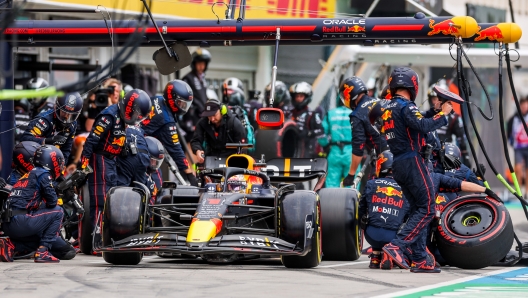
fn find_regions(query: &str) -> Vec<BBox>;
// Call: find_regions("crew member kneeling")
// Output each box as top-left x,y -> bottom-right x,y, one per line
1,146 -> 65,263
359,150 -> 409,269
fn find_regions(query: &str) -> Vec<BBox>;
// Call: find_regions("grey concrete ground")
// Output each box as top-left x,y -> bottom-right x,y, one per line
1,207 -> 527,298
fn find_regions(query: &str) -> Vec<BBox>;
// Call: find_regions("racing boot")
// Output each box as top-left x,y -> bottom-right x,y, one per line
380,253 -> 392,270
410,248 -> 441,273
0,237 -> 15,262
369,253 -> 381,269
382,243 -> 410,269
34,247 -> 60,263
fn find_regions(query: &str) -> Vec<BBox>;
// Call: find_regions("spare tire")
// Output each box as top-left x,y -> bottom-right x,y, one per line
435,194 -> 513,269
102,187 -> 145,265
318,188 -> 361,261
253,120 -> 301,159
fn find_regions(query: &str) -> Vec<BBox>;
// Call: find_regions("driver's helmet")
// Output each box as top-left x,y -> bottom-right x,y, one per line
226,174 -> 247,193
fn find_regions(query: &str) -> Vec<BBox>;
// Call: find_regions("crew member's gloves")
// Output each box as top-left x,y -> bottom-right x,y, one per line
63,188 -> 76,203
342,174 -> 355,187
45,134 -> 67,146
182,172 -> 198,187
484,188 -> 501,202
0,177 -> 6,189
473,163 -> 486,177
360,215 -> 368,230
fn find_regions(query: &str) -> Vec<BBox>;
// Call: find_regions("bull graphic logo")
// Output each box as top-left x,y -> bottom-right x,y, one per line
474,25 -> 503,42
348,25 -> 365,33
376,186 -> 403,198
427,19 -> 459,36
381,110 -> 392,121
112,136 -> 126,147
342,84 -> 354,107
435,195 -> 447,205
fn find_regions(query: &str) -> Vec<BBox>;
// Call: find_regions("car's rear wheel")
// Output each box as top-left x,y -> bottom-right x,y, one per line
102,187 -> 145,265
254,120 -> 301,159
280,190 -> 322,268
318,188 -> 361,261
435,195 -> 513,269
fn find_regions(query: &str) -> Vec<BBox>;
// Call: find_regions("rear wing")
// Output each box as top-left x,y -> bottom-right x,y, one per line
262,158 -> 327,183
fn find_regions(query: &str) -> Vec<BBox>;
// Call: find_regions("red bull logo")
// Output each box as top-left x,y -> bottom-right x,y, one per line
50,150 -> 62,178
372,195 -> 404,208
427,19 -> 459,36
474,25 -> 503,42
112,136 -> 126,147
381,110 -> 392,121
323,26 -> 346,33
376,186 -> 403,198
342,84 -> 354,107
348,25 -> 365,33
17,153 -> 33,171
435,195 -> 447,205
125,92 -> 139,120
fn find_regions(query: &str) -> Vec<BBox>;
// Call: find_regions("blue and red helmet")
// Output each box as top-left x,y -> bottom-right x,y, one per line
163,80 -> 194,117
12,141 -> 40,173
55,92 -> 83,125
389,67 -> 420,101
119,89 -> 152,125
34,145 -> 65,179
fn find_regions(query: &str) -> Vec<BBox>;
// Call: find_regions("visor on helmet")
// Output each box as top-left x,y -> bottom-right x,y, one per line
174,97 -> 192,114
148,156 -> 164,173
56,107 -> 81,124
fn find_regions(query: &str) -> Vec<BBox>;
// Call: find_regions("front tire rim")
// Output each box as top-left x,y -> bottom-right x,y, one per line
446,203 -> 494,237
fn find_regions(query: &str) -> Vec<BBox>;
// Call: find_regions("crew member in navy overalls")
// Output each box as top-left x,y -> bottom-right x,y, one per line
379,67 -> 451,273
141,80 -> 197,186
359,150 -> 410,269
80,89 -> 151,251
1,146 -> 65,263
20,92 -> 83,163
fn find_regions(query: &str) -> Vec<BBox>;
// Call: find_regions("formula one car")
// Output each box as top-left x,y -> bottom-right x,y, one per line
95,145 -> 362,267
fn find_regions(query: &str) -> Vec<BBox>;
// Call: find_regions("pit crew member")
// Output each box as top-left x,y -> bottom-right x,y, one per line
1,146 -> 65,263
7,141 -> 40,185
141,80 -> 197,186
340,76 -> 387,187
191,99 -> 247,162
359,150 -> 409,269
289,82 -> 324,158
80,89 -> 151,250
265,81 -> 293,118
379,67 -> 451,273
20,92 -> 83,163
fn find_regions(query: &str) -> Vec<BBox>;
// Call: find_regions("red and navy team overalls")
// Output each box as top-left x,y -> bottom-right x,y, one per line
381,96 -> 447,262
80,104 -> 126,231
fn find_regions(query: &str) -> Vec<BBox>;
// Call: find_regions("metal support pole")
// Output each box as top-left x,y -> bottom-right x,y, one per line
0,42 -> 14,179
268,27 -> 281,106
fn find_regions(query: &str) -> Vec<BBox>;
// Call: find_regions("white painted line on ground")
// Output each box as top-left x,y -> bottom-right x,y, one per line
319,261 -> 370,268
371,267 -> 522,298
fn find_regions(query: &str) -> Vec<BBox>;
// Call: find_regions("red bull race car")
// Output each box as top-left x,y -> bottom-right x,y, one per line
94,146 -> 363,267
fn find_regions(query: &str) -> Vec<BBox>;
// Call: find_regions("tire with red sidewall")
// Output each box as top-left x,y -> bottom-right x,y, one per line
435,194 -> 513,269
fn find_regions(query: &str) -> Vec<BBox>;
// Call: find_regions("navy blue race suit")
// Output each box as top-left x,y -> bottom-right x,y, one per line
141,96 -> 189,172
80,104 -> 126,231
351,96 -> 387,157
7,170 -> 22,185
359,176 -> 410,251
190,110 -> 247,158
14,108 -> 31,143
181,72 -> 208,142
382,96 -> 448,262
20,109 -> 76,162
116,126 -> 151,188
2,167 -> 63,249
291,107 -> 325,158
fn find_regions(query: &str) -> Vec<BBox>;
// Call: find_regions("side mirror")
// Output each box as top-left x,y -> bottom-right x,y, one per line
153,42 -> 192,75
256,108 -> 284,130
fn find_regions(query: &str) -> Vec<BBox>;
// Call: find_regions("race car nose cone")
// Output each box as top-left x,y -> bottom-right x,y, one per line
186,220 -> 218,245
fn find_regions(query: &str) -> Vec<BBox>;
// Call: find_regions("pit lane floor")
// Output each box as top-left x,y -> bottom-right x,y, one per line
1,207 -> 527,298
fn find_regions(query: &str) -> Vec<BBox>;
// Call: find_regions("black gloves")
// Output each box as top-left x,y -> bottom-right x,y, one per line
0,177 -> 6,189
484,188 -> 501,202
183,172 -> 198,187
342,174 -> 355,187
45,134 -> 67,146
360,215 -> 368,230
473,163 -> 486,177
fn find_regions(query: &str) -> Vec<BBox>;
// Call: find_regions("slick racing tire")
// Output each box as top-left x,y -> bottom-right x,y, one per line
318,188 -> 361,261
435,194 -> 514,269
253,120 -> 301,159
280,190 -> 322,268
79,184 -> 93,255
102,187 -> 145,265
